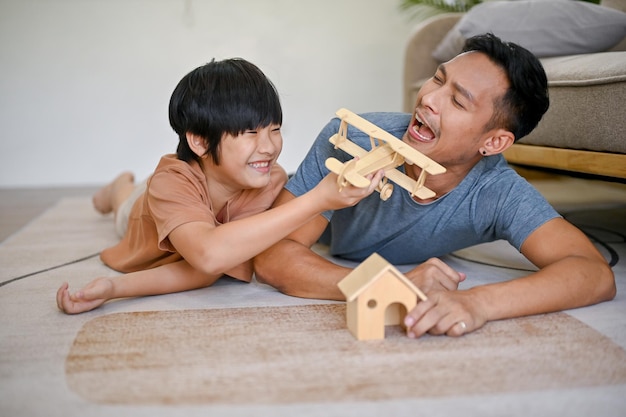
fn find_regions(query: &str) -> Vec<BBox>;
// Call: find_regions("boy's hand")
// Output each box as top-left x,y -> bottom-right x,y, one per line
319,165 -> 385,210
56,278 -> 113,314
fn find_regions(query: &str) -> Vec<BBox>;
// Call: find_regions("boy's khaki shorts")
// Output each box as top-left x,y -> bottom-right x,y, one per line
114,179 -> 147,238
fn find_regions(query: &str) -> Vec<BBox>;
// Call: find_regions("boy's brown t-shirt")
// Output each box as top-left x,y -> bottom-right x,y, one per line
100,154 -> 288,282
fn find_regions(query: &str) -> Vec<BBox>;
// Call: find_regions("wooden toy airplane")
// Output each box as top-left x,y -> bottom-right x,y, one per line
325,108 -> 446,201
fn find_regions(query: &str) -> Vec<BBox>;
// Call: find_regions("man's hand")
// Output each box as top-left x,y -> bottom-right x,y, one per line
401,258 -> 475,338
404,289 -> 487,338
404,257 -> 466,294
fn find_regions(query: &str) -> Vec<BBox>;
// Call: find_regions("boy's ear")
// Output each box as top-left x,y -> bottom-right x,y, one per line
481,129 -> 515,156
186,133 -> 208,157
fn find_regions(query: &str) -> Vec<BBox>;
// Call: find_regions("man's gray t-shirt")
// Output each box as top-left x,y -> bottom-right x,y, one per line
287,112 -> 560,265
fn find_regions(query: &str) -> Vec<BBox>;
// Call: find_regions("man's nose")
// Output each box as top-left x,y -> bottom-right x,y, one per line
420,88 -> 440,114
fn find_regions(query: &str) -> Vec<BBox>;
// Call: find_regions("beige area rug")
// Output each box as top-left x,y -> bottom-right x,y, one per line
2,196 -> 626,417
66,305 -> 626,405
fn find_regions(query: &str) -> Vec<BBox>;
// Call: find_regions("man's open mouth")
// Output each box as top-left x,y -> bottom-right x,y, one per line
411,113 -> 436,143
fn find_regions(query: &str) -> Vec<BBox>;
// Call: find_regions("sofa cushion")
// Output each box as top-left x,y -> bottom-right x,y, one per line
541,51 -> 626,86
519,52 -> 626,154
432,0 -> 626,62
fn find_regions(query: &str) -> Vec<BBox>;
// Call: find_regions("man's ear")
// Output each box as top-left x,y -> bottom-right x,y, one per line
186,133 -> 208,158
481,129 -> 515,156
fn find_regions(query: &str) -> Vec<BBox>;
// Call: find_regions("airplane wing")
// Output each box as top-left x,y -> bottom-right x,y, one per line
385,169 -> 436,200
325,157 -> 371,188
329,133 -> 368,158
385,140 -> 446,175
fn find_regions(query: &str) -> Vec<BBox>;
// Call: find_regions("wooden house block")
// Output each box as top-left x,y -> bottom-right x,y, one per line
337,253 -> 427,340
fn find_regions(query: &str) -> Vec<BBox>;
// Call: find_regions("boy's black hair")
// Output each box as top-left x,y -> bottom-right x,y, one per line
169,58 -> 282,164
462,33 -> 549,142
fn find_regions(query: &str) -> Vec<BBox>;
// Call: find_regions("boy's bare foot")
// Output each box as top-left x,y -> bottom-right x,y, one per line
93,172 -> 135,214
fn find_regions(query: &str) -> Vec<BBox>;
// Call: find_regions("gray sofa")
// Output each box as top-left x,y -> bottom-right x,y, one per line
403,0 -> 626,180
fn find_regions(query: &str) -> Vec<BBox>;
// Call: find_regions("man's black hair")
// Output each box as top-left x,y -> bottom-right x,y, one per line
463,33 -> 549,141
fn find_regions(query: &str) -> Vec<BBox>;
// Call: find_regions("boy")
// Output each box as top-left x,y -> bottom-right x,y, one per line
57,58 -> 383,314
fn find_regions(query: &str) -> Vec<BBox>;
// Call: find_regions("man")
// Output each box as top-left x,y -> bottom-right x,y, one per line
254,34 -> 615,338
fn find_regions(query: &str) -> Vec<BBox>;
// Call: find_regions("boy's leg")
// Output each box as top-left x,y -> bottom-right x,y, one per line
92,172 -> 135,215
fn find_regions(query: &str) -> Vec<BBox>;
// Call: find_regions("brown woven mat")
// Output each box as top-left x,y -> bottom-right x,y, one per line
66,304 -> 626,405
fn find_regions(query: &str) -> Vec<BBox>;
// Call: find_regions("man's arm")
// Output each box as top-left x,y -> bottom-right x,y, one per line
490,217 -> 615,317
404,217 -> 616,337
254,189 -> 352,300
255,189 -> 468,300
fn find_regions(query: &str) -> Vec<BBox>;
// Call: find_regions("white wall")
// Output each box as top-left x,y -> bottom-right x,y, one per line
0,0 -> 414,187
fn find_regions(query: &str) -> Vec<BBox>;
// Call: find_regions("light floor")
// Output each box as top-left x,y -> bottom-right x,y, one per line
0,186 -> 98,243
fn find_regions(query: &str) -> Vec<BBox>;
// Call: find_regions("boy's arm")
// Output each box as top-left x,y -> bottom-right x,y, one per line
57,260 -> 220,314
404,218 -> 616,337
169,170 -> 383,279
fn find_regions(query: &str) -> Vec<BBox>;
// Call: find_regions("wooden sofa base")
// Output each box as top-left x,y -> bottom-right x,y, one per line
504,144 -> 626,180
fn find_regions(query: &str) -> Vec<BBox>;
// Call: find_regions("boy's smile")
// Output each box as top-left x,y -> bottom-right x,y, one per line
208,124 -> 283,193
248,160 -> 273,174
